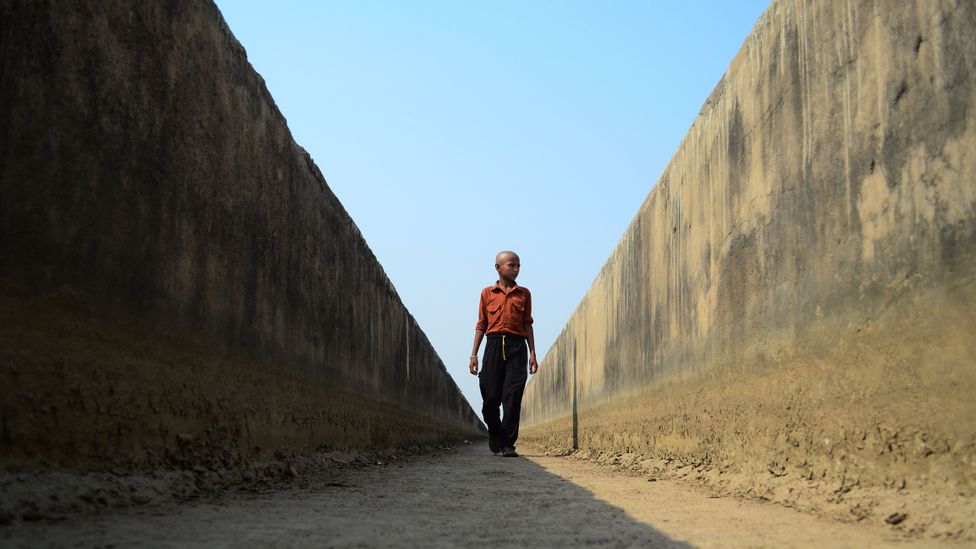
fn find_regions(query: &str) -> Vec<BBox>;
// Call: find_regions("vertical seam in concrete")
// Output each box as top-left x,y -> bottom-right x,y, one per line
406,313 -> 410,382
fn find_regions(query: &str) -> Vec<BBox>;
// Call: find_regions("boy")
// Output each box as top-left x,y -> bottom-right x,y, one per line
469,250 -> 538,458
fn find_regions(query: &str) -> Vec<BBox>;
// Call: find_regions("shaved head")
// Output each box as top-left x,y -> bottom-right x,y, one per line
495,250 -> 519,264
494,250 -> 521,283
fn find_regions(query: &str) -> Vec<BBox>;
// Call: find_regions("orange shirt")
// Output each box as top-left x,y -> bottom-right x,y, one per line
475,282 -> 533,337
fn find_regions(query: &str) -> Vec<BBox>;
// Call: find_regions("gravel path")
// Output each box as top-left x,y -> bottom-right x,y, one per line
1,444 -> 950,548
1,444 -> 683,548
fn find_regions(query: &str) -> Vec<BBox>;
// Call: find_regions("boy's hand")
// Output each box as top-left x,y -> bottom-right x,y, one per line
529,352 -> 538,375
469,356 -> 479,375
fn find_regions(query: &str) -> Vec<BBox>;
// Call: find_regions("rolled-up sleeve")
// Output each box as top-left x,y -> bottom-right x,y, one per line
475,289 -> 488,331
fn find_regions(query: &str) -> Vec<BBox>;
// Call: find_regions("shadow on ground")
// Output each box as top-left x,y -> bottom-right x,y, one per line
2,444 -> 688,548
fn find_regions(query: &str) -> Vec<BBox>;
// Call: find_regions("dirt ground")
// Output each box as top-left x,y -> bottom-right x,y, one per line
2,443 -> 962,548
521,283 -> 976,543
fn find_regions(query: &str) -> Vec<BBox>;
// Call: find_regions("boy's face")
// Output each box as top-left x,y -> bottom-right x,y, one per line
495,253 -> 520,282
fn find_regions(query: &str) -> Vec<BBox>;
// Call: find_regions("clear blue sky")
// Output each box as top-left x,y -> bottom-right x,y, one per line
214,0 -> 770,414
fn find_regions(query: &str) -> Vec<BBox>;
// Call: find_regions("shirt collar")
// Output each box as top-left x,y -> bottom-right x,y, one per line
491,281 -> 519,293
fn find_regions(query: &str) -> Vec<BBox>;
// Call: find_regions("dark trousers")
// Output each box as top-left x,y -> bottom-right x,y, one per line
479,333 -> 528,449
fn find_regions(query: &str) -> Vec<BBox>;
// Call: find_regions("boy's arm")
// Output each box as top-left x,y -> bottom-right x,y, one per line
526,324 -> 538,374
471,290 -> 488,375
469,330 -> 485,375
525,291 -> 538,374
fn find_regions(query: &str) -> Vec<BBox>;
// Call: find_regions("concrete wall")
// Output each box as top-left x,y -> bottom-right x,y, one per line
522,0 -> 975,511
0,0 -> 482,471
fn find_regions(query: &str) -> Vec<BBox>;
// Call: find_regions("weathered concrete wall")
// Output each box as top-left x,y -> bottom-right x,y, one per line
522,0 -> 975,532
0,0 -> 482,471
